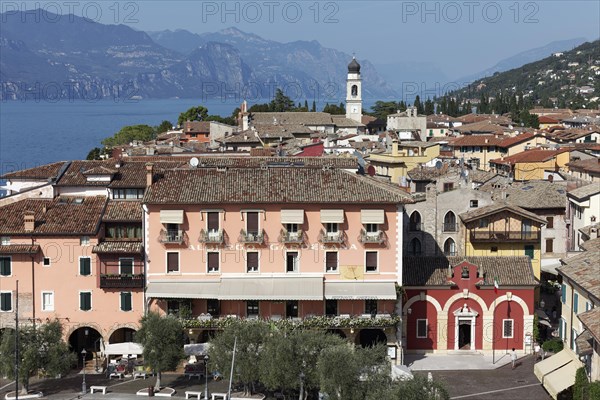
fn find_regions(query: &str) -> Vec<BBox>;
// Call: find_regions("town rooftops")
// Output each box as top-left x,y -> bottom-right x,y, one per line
92,241 -> 143,254
459,201 -> 547,224
557,242 -> 600,301
578,307 -> 600,343
1,161 -> 68,180
143,167 -> 413,205
402,256 -> 538,287
0,244 -> 41,254
490,149 -> 569,166
0,196 -> 107,235
503,181 -> 567,210
567,182 -> 600,200
102,200 -> 143,222
331,116 -> 366,128
566,158 -> 600,175
250,112 -> 336,126
451,133 -> 535,148
455,113 -> 512,125
407,164 -> 461,181
453,121 -> 506,135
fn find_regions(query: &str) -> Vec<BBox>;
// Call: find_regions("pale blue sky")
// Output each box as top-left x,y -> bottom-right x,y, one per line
13,1 -> 600,78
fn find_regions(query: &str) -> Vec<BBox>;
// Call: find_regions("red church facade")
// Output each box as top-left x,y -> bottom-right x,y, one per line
402,256 -> 537,354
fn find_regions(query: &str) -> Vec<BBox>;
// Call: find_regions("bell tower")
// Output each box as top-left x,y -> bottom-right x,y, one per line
346,56 -> 363,123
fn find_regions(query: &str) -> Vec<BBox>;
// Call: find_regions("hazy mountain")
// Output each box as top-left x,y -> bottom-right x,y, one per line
455,37 -> 588,85
147,29 -> 205,55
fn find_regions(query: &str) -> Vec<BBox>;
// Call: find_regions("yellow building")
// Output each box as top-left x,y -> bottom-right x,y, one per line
368,141 -> 440,185
460,202 -> 546,279
489,149 -> 571,181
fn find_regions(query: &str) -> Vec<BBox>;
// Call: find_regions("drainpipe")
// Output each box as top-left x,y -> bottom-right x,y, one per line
30,235 -> 36,330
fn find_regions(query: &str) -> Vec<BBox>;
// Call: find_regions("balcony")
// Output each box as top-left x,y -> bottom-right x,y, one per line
238,229 -> 265,244
470,230 -> 541,242
278,229 -> 304,244
159,229 -> 185,244
199,229 -> 224,244
100,274 -> 144,289
358,229 -> 386,244
318,229 -> 347,244
443,223 -> 458,232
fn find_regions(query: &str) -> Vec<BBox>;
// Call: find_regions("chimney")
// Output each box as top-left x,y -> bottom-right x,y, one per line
24,211 -> 35,233
392,139 -> 399,156
145,163 -> 154,188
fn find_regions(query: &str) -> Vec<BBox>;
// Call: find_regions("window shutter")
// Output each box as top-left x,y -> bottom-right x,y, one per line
0,258 -> 10,276
80,292 -> 91,311
326,252 -> 338,270
120,259 -> 133,275
121,292 -> 132,311
247,253 -> 258,270
208,252 -> 219,271
365,252 -> 377,270
80,258 -> 91,275
0,293 -> 11,311
167,253 -> 179,272
207,212 -> 219,231
247,212 -> 259,233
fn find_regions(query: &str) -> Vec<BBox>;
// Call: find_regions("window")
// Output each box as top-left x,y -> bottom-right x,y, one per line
207,299 -> 220,317
409,212 -> 421,231
443,211 -> 457,232
120,292 -> 132,312
43,257 -> 51,267
0,256 -> 11,276
286,252 -> 299,273
443,182 -> 454,192
546,216 -> 554,229
365,251 -> 378,272
474,146 -> 481,152
571,328 -> 577,351
325,223 -> 338,235
286,223 -> 299,234
444,238 -> 456,256
559,317 -> 565,340
574,292 -> 579,314
325,251 -> 338,272
325,300 -> 338,316
0,237 -> 10,245
286,300 -> 298,318
113,188 -> 144,199
167,252 -> 179,273
246,252 -> 259,273
79,257 -> 91,276
479,218 -> 489,228
365,223 -> 379,234
416,319 -> 428,338
365,300 -> 377,316
246,300 -> 259,317
491,246 -> 498,253
207,252 -> 219,273
80,236 -> 90,246
119,258 -> 133,275
469,200 -> 479,208
408,238 -> 421,256
524,245 -> 534,259
207,212 -> 219,233
41,292 -> 54,311
79,292 -> 92,311
246,212 -> 259,236
503,319 -> 514,338
415,182 -> 428,193
106,224 -> 142,239
0,292 -> 12,312
561,284 -> 566,304
586,301 -> 592,312
546,239 -> 554,253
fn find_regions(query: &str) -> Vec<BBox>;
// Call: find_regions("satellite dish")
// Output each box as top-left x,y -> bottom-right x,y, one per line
435,161 -> 443,170
190,157 -> 199,168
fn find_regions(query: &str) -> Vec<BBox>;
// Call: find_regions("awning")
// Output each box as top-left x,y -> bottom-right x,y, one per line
184,343 -> 211,356
324,281 -> 397,300
146,281 -> 221,299
541,259 -> 561,275
281,209 -> 304,224
219,277 -> 323,300
160,210 -> 184,224
361,209 -> 385,224
575,330 -> 593,356
534,349 -> 583,399
320,209 -> 344,223
103,342 -> 144,356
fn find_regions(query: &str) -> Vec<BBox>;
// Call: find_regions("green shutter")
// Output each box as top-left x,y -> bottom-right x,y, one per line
80,292 -> 91,311
80,258 -> 91,275
0,257 -> 11,276
121,292 -> 132,311
561,284 -> 566,304
0,293 -> 11,311
524,245 -> 534,259
574,293 -> 579,314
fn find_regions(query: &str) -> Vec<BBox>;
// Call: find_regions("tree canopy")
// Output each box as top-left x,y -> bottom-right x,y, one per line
177,106 -> 209,126
101,124 -> 156,147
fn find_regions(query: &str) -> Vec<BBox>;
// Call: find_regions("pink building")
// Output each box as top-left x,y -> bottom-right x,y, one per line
143,162 -> 413,350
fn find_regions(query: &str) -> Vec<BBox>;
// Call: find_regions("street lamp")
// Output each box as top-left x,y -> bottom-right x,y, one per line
204,355 -> 210,400
299,371 -> 305,400
81,349 -> 87,394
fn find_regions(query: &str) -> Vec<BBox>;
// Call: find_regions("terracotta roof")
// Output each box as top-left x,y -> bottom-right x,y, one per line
92,241 -> 143,254
144,168 -> 413,205
450,134 -> 505,147
538,116 -> 561,124
504,181 -> 567,209
579,223 -> 600,240
453,121 -> 506,135
557,246 -> 600,301
459,201 -> 547,224
1,162 -> 67,180
0,244 -> 41,254
567,158 -> 600,175
331,116 -> 365,128
490,149 -> 568,165
0,196 -> 107,235
251,112 -> 335,126
103,201 -> 143,222
427,114 -> 459,123
469,170 -> 498,183
407,164 -> 461,181
544,127 -> 600,142
497,133 -> 536,148
184,121 -> 210,133
456,113 -> 512,125
82,166 -> 118,175
568,182 -> 600,200
402,256 -> 538,287
578,308 -> 600,342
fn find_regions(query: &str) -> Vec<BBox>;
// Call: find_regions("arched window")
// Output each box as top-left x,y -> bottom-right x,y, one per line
444,238 -> 456,256
351,85 -> 358,96
409,238 -> 421,256
409,211 -> 421,231
443,211 -> 457,232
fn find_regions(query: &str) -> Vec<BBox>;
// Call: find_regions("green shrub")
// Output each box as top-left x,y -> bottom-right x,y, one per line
542,338 -> 564,353
589,381 -> 600,399
573,367 -> 589,400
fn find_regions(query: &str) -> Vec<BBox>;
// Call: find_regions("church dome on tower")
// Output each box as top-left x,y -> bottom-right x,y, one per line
348,57 -> 361,73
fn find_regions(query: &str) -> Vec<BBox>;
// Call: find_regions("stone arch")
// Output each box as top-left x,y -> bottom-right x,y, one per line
443,238 -> 456,256
65,321 -> 105,343
106,322 -> 139,344
403,295 -> 443,314
442,292 -> 489,314
487,294 -> 530,316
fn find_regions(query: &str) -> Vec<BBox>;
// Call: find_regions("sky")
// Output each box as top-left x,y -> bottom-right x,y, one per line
10,1 -> 600,79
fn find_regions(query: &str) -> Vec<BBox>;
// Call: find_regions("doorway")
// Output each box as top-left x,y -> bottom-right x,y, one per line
458,321 -> 471,350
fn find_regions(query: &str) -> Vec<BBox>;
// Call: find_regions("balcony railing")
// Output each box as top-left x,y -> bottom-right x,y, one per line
159,229 -> 185,244
100,274 -> 144,289
199,229 -> 224,244
238,229 -> 265,244
470,230 -> 540,242
358,229 -> 386,244
443,223 -> 458,232
409,222 -> 421,231
278,229 -> 304,244
318,229 -> 347,244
